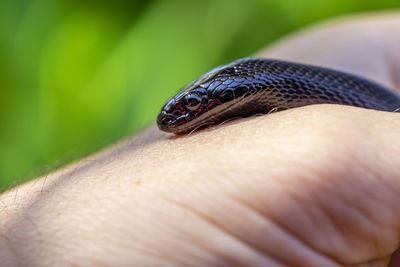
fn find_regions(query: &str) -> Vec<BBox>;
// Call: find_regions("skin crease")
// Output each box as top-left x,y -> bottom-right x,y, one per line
1,12 -> 400,267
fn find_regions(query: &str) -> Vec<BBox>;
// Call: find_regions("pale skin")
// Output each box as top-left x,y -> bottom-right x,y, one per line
1,12 -> 400,267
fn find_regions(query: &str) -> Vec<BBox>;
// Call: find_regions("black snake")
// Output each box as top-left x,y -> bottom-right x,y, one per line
157,58 -> 400,134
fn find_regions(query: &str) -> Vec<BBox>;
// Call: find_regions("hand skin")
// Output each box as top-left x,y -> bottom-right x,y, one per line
1,12 -> 400,267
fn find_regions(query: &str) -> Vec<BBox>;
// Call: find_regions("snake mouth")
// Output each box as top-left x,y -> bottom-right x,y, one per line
157,97 -> 245,135
156,113 -> 202,134
157,110 -> 200,134
156,109 -> 195,133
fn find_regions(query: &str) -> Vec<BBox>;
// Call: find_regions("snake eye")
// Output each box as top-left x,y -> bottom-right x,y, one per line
184,94 -> 201,111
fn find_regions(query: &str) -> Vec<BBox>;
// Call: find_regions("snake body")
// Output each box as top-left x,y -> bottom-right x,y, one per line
157,58 -> 400,134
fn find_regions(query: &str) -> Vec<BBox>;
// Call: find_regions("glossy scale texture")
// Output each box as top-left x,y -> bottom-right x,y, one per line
157,58 -> 400,134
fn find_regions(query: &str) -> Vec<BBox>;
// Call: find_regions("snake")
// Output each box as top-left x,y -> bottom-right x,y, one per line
157,57 -> 400,134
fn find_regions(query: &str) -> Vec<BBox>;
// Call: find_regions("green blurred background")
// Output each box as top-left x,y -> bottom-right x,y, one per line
1,0 -> 399,188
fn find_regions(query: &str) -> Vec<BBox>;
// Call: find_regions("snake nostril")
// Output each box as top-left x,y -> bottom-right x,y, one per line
160,115 -> 174,127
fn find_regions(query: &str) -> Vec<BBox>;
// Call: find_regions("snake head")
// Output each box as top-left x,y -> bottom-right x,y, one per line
157,58 -> 260,134
157,86 -> 216,134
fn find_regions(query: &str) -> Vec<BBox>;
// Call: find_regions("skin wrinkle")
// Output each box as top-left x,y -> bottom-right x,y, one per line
325,167 -> 399,258
302,156 -> 383,260
311,182 -> 379,263
125,179 -> 267,266
227,194 -> 341,267
363,174 -> 400,231
327,180 -> 386,260
154,158 -> 290,266
325,174 -> 399,262
301,182 -> 351,260
139,239 -> 198,267
156,168 -> 268,266
287,186 -> 346,261
279,169 -> 391,266
148,194 -> 238,266
163,203 -> 264,266
163,196 -> 284,267
158,213 -> 225,267
357,175 -> 400,230
253,169 -> 350,265
245,173 -> 345,265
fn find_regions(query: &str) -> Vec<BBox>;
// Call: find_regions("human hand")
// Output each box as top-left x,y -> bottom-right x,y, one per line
1,12 -> 400,266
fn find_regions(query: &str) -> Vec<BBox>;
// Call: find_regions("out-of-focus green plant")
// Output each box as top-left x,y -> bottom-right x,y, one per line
0,0 -> 399,188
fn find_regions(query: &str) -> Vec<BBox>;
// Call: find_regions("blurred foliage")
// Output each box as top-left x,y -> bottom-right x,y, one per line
0,0 -> 399,188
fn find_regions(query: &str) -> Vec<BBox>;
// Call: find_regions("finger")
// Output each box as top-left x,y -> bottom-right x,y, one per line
260,12 -> 400,93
